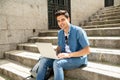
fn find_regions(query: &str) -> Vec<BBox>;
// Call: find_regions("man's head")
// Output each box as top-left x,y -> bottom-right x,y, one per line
55,10 -> 69,19
55,10 -> 70,30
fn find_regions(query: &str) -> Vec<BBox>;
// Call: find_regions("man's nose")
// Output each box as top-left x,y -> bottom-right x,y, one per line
59,21 -> 63,25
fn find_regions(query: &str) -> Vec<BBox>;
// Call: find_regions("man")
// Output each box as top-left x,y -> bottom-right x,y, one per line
36,10 -> 90,80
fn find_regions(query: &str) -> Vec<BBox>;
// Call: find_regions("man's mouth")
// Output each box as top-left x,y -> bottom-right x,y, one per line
60,24 -> 64,27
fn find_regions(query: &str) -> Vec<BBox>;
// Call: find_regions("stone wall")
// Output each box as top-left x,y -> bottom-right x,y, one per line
0,0 -> 48,58
71,0 -> 104,26
1,0 -> 120,58
114,0 -> 120,6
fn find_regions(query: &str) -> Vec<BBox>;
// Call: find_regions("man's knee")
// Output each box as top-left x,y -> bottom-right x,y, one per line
53,60 -> 61,69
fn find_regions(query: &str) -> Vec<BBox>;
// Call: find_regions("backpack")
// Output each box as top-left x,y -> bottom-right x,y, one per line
25,58 -> 53,80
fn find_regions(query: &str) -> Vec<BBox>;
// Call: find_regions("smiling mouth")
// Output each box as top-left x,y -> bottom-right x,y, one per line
60,24 -> 64,27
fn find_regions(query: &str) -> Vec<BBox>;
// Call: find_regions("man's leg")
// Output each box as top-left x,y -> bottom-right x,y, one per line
36,58 -> 54,80
53,56 -> 87,80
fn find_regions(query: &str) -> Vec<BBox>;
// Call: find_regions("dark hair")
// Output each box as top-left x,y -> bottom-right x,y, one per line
55,10 -> 69,18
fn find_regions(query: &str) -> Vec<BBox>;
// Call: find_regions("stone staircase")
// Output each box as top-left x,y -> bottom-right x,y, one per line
0,5 -> 120,80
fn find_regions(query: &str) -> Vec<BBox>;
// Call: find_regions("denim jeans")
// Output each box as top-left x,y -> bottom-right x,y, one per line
36,56 -> 87,80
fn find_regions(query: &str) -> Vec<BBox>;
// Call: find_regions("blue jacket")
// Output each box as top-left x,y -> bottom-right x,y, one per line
58,24 -> 89,53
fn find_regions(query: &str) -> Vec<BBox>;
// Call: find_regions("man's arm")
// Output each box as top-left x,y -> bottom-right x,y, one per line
69,46 -> 90,57
57,46 -> 90,59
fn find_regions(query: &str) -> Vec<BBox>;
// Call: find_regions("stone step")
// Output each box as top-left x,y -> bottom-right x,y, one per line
48,76 -> 78,80
92,11 -> 120,19
0,60 -> 31,80
16,43 -> 120,65
38,30 -> 58,37
89,7 -> 120,22
28,36 -> 120,49
96,9 -> 120,16
100,8 -> 120,14
0,74 -> 12,80
0,76 -> 5,80
38,27 -> 120,37
85,19 -> 120,26
89,48 -> 120,65
89,37 -> 120,49
65,62 -> 120,80
83,23 -> 120,28
28,37 -> 58,45
90,15 -> 120,21
102,6 -> 120,11
85,27 -> 120,36
100,6 -> 120,13
17,43 -> 56,53
5,50 -> 41,67
0,60 -> 120,80
0,60 -> 77,80
17,43 -> 39,53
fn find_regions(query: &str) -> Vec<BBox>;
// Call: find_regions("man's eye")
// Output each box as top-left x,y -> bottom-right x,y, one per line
57,20 -> 60,22
61,19 -> 65,21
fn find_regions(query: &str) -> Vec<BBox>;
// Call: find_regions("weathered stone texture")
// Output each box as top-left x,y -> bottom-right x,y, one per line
0,30 -> 9,44
0,0 -> 48,58
71,0 -> 104,26
114,0 -> 120,6
0,0 -> 23,16
0,44 -> 16,58
0,15 -> 7,29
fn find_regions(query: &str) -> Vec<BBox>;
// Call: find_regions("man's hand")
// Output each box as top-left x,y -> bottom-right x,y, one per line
55,46 -> 61,55
57,53 -> 71,59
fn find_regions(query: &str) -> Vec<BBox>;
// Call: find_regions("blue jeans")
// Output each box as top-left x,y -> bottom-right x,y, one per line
36,56 -> 87,80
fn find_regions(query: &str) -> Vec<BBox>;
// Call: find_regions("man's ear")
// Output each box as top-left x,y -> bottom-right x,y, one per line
68,17 -> 70,22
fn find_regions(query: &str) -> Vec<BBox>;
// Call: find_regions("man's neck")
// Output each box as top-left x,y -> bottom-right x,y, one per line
64,26 -> 69,35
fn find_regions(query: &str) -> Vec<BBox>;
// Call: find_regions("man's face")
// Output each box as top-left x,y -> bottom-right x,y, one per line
56,15 -> 70,30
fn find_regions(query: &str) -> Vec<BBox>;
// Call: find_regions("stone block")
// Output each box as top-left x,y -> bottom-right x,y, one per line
5,50 -> 40,67
34,0 -> 47,5
0,0 -> 6,14
24,29 -> 39,38
36,17 -> 48,30
0,15 -> 7,29
0,51 -> 4,59
7,16 -> 26,29
23,17 -> 37,29
71,0 -> 104,25
88,48 -> 120,65
0,0 -> 23,16
0,75 -> 6,80
0,30 -> 9,44
114,0 -> 120,6
0,60 -> 31,80
23,4 -> 39,17
17,43 -> 39,53
7,30 -> 26,43
38,31 -> 58,37
85,28 -> 120,36
0,43 -> 16,51
89,37 -> 120,49
23,0 -> 35,5
0,44 -> 9,58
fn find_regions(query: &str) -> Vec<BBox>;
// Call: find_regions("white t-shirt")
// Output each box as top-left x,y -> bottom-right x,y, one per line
65,33 -> 71,53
